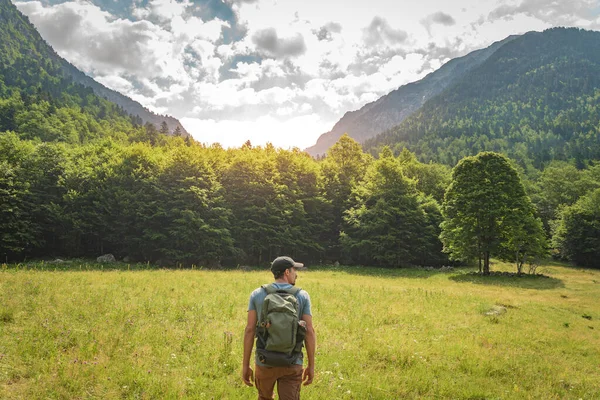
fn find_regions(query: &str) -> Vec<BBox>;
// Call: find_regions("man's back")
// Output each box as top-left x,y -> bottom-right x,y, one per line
248,283 -> 312,366
241,256 -> 316,399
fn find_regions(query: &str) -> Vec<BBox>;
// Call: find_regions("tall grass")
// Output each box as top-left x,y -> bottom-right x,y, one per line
1,261 -> 599,399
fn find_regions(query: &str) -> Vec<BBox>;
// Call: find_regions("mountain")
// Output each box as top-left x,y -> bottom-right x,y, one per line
62,62 -> 188,137
364,28 -> 600,168
0,0 -> 187,137
305,35 -> 518,157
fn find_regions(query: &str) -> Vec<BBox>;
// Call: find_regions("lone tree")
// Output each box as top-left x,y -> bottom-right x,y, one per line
441,152 -> 544,274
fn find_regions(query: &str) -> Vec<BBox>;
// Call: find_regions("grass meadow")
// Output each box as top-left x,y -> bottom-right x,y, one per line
1,261 -> 599,399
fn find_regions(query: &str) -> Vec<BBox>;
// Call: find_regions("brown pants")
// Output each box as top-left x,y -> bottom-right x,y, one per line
255,364 -> 303,400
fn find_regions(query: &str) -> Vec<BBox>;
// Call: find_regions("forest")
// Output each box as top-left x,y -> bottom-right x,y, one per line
1,131 -> 599,270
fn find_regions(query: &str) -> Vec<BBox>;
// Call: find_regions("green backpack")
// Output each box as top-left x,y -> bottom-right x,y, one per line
255,284 -> 307,366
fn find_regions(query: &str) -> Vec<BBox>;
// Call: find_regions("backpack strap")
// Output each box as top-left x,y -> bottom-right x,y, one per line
288,286 -> 301,296
262,283 -> 302,296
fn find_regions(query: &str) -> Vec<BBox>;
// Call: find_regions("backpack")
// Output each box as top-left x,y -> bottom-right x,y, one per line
255,284 -> 307,366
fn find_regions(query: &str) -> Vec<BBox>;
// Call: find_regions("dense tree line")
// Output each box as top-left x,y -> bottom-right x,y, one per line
0,132 -> 447,267
2,131 -> 599,269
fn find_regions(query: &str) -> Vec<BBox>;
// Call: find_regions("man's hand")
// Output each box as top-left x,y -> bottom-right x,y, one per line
242,365 -> 254,387
302,365 -> 314,386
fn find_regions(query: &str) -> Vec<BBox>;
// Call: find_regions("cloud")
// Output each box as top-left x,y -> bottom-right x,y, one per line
488,0 -> 598,25
421,12 -> 456,35
94,75 -> 134,93
171,16 -> 228,42
16,1 -> 166,77
414,39 -> 466,63
426,11 -> 456,27
251,28 -> 307,58
363,17 -> 408,47
314,22 -> 342,41
132,0 -> 191,23
244,59 -> 312,92
131,0 -> 238,33
14,0 -> 231,89
431,12 -> 456,26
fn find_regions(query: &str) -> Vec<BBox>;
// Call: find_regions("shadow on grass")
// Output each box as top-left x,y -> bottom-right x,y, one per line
449,272 -> 565,290
2,262 -> 568,291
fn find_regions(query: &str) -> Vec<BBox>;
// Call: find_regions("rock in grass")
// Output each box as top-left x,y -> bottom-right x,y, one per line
96,254 -> 116,263
484,305 -> 507,316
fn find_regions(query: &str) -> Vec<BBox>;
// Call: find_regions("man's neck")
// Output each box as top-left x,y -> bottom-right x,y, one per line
274,279 -> 289,284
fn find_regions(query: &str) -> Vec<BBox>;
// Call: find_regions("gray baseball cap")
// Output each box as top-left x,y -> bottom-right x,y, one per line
270,256 -> 306,273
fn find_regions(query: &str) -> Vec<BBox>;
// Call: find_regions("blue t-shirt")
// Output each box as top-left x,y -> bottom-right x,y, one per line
248,283 -> 312,366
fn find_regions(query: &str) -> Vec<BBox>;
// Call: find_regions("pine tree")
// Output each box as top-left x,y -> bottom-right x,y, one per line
160,121 -> 169,135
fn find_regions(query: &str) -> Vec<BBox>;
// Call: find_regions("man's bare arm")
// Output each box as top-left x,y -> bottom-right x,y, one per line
301,314 -> 315,386
242,310 -> 257,386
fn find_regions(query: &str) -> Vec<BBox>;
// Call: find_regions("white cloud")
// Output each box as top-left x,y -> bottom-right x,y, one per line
16,1 -> 165,77
315,22 -> 342,41
487,0 -> 598,24
132,0 -> 191,23
421,11 -> 457,35
363,16 -> 409,47
94,75 -> 134,93
252,28 -> 307,58
171,15 -> 228,42
232,61 -> 263,81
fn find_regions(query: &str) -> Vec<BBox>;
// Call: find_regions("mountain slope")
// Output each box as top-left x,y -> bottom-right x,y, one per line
61,62 -> 188,136
305,35 -> 517,157
0,0 -> 187,137
1,0 -> 138,142
364,28 -> 600,168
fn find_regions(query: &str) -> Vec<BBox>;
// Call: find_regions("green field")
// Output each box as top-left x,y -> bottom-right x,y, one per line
1,261 -> 599,399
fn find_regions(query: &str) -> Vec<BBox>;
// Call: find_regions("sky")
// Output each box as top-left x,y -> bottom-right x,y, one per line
13,0 -> 600,149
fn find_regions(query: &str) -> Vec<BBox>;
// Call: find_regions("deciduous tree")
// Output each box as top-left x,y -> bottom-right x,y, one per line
320,134 -> 372,260
341,147 -> 443,266
552,188 -> 600,268
441,152 -> 541,274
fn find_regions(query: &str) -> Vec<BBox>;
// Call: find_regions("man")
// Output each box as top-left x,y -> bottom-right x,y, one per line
242,256 -> 316,400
